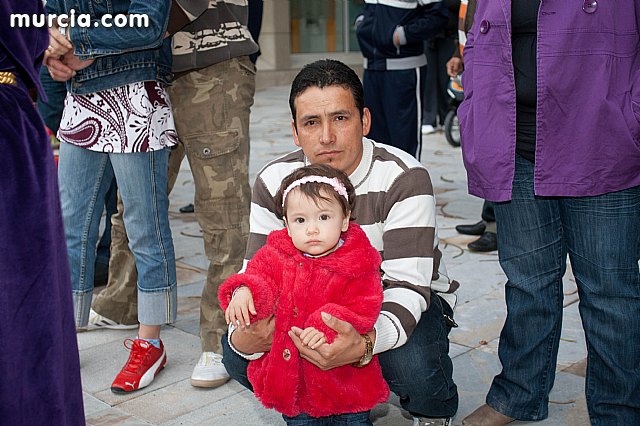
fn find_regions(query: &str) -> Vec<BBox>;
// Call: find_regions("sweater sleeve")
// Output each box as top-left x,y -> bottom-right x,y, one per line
373,167 -> 438,354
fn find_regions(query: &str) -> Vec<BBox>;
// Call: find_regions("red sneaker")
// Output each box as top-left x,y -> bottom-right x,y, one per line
111,338 -> 166,393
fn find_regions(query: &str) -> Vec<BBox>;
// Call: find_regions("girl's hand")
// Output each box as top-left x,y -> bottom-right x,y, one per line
225,286 -> 256,328
298,327 -> 327,350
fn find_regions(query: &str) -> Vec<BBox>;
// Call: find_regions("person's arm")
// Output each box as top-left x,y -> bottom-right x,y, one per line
218,245 -> 278,324
370,167 -> 437,354
301,264 -> 383,342
60,1 -> 171,59
393,1 -> 448,48
228,169 -> 289,355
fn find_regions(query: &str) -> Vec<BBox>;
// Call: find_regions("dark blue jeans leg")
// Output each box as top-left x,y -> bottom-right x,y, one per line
283,412 -> 371,426
561,186 -> 640,425
488,155 -> 566,421
378,291 -> 458,418
37,66 -> 66,133
221,332 -> 252,390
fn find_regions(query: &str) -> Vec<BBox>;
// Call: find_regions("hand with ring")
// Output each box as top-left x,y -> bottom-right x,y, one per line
46,25 -> 72,59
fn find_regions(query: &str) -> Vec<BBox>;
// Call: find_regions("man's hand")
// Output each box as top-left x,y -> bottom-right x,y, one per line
61,51 -> 94,72
446,57 -> 463,78
47,26 -> 73,58
45,57 -> 75,82
230,315 -> 275,354
288,312 -> 373,371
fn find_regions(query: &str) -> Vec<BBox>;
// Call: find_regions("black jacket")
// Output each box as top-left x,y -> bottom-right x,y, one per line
356,0 -> 448,71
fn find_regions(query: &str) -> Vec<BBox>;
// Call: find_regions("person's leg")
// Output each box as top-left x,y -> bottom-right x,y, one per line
332,411 -> 373,426
422,41 -> 438,129
92,142 -> 184,325
170,57 -> 254,355
94,176 -> 117,287
91,191 -> 139,324
467,200 -> 498,252
109,149 -> 177,327
281,413 -> 331,426
561,186 -> 640,424
378,291 -> 458,418
435,37 -> 456,127
220,332 -> 251,389
363,69 -> 391,147
58,142 -> 114,326
378,67 -> 424,158
37,66 -> 66,133
481,201 -> 496,224
483,155 -> 566,421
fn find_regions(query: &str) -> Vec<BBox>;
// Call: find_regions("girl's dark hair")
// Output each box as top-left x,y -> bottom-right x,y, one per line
289,59 -> 364,129
275,164 -> 356,220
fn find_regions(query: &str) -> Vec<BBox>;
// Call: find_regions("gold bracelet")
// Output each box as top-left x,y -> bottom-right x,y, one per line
351,333 -> 373,368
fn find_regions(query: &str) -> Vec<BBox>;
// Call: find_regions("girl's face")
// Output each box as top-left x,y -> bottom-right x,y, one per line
284,188 -> 349,257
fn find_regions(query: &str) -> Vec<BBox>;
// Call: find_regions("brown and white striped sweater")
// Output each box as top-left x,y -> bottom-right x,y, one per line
245,138 -> 459,354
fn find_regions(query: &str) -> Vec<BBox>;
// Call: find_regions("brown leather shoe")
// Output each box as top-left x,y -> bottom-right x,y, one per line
462,404 -> 514,426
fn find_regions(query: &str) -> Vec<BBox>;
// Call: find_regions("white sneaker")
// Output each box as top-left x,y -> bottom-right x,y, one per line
413,417 -> 452,426
83,309 -> 137,331
421,124 -> 437,134
190,352 -> 230,388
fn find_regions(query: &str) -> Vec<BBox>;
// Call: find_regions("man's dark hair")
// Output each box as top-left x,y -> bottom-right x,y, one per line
289,59 -> 364,128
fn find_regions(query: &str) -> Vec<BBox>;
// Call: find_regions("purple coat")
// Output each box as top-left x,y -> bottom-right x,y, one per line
0,0 -> 84,423
458,0 -> 640,202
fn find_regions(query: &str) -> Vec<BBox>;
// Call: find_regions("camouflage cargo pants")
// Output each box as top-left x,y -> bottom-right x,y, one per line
93,57 -> 255,353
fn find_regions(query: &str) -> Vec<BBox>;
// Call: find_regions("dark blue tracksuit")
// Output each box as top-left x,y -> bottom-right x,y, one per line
356,0 -> 448,158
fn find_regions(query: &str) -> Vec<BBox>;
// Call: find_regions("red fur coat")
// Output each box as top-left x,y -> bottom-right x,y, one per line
219,223 -> 389,417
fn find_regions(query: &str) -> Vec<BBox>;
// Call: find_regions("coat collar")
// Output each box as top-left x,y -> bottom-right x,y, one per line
266,223 -> 381,278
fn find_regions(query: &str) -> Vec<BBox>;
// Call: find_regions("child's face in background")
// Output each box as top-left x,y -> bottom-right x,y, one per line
285,188 -> 349,257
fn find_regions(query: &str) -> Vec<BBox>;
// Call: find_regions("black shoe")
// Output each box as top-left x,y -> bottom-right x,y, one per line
468,232 -> 498,252
179,203 -> 195,213
456,220 -> 486,236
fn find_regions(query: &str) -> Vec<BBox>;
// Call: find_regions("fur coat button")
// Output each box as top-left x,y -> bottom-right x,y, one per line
283,348 -> 291,361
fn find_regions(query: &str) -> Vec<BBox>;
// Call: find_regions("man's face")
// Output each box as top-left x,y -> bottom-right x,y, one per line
291,86 -> 371,176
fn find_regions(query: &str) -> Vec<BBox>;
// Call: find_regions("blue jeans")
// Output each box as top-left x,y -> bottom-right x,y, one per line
58,142 -> 177,327
222,291 -> 458,419
282,411 -> 371,425
489,155 -> 640,424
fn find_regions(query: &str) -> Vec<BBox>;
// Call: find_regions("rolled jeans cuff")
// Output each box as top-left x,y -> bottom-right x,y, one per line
138,285 -> 178,326
73,291 -> 93,327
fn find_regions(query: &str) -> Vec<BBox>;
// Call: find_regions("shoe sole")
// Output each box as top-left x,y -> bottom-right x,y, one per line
111,348 -> 167,394
190,376 -> 231,388
86,323 -> 138,331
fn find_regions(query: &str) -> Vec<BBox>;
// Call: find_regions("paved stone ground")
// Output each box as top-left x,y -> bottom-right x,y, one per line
79,86 -> 590,426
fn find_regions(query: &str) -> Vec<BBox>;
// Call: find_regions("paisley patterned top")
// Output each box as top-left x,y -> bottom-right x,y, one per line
58,81 -> 178,153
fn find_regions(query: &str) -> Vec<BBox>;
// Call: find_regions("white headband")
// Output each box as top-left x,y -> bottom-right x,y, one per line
282,175 -> 349,208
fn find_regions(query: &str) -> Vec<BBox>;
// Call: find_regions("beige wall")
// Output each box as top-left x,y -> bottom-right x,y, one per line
254,0 -> 363,89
